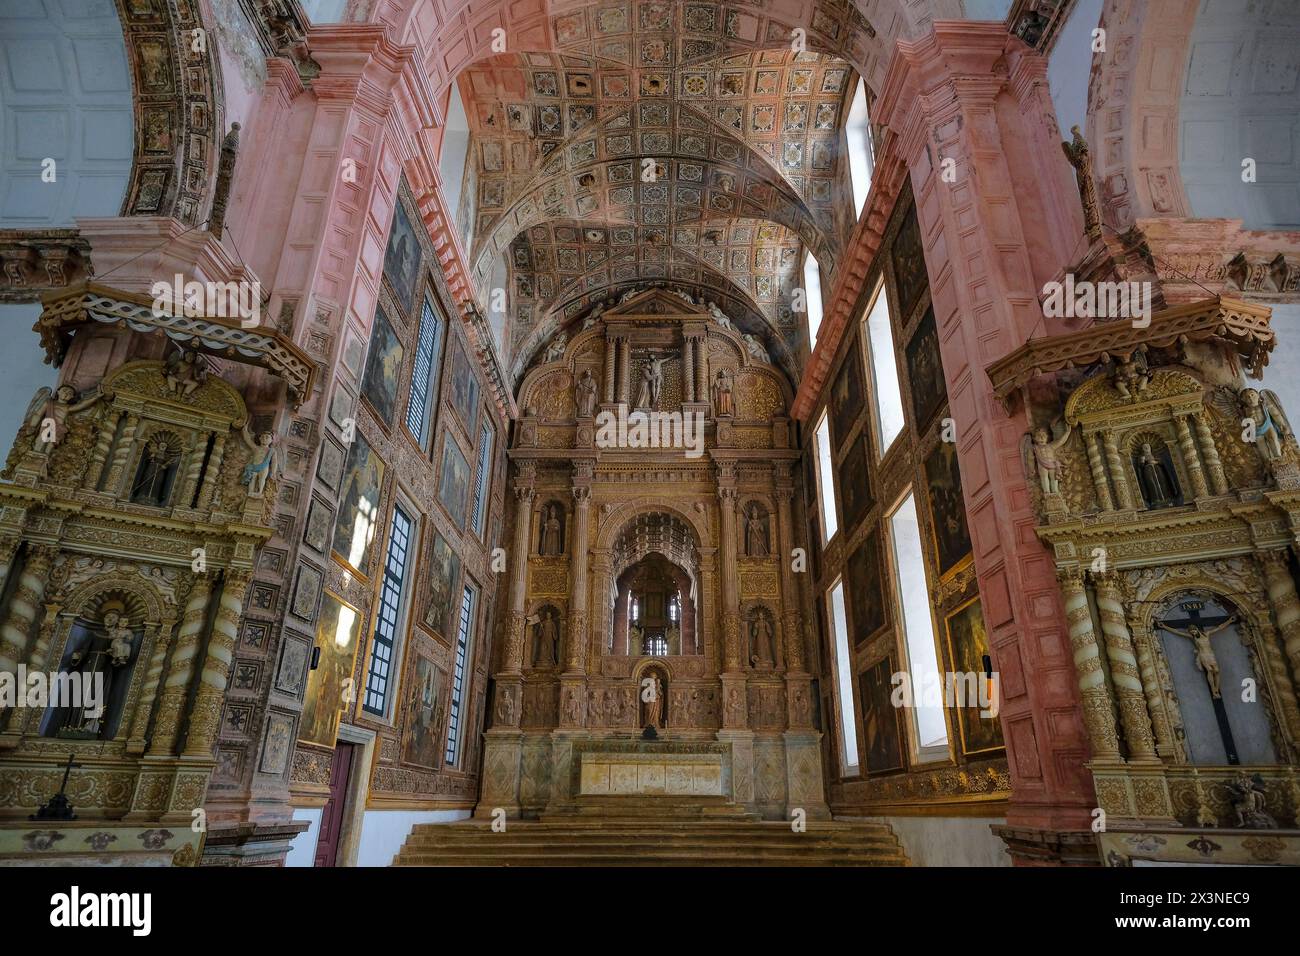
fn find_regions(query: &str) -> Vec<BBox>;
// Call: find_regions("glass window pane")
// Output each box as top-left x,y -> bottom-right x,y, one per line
815,413 -> 838,542
363,505 -> 412,716
847,79 -> 875,215
828,581 -> 859,776
444,583 -> 476,766
889,493 -> 950,754
803,253 -> 823,345
864,283 -> 904,455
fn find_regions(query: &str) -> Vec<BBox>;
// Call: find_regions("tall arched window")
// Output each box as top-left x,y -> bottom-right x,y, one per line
847,79 -> 876,217
803,252 -> 824,346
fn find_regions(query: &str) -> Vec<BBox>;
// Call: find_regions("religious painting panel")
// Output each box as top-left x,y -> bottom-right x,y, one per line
944,597 -> 1004,757
360,305 -> 405,428
838,432 -> 873,534
923,441 -> 972,578
400,649 -> 448,769
860,656 -> 905,775
437,433 -> 472,530
846,530 -> 885,643
424,529 -> 462,640
383,199 -> 421,314
331,433 -> 386,576
890,204 -> 927,321
299,593 -> 364,748
904,307 -> 945,433
829,343 -> 864,451
447,336 -> 480,436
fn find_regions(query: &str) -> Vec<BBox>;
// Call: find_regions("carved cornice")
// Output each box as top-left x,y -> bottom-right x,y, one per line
0,230 -> 93,302
985,296 -> 1274,412
35,282 -> 317,407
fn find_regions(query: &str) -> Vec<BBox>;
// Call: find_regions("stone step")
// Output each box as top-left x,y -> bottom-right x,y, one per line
393,819 -> 908,866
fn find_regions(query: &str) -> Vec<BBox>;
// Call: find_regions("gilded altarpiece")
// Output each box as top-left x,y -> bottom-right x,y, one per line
991,296 -> 1300,866
479,289 -> 828,820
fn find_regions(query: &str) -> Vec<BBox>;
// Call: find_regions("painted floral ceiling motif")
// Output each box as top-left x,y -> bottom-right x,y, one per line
453,0 -> 884,381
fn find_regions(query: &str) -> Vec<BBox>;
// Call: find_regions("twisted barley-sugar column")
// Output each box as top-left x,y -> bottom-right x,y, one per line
81,408 -> 121,490
1193,412 -> 1228,495
1092,572 -> 1156,759
718,484 -> 741,672
603,335 -> 616,404
1086,433 -> 1115,511
1102,432 -> 1134,509
1058,568 -> 1121,759
14,599 -> 64,735
694,334 -> 707,405
0,545 -> 56,677
126,616 -> 176,751
173,432 -> 207,507
1175,413 -> 1209,499
0,537 -> 19,602
1128,617 -> 1177,757
184,569 -> 251,755
773,480 -> 805,673
1259,551 -> 1300,714
100,412 -> 141,495
565,481 -> 592,672
148,574 -> 214,755
502,476 -> 536,674
195,432 -> 226,511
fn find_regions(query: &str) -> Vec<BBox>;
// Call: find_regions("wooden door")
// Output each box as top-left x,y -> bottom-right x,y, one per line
314,742 -> 355,867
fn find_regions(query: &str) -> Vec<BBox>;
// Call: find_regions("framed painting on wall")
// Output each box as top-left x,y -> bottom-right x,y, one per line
904,307 -> 946,433
837,431 -> 874,534
846,530 -> 885,643
437,434 -> 472,530
298,593 -> 364,748
447,335 -> 480,435
890,204 -> 928,322
382,200 -> 421,314
923,440 -> 972,578
331,433 -> 386,576
944,597 -> 1004,756
860,656 -> 905,775
828,343 -> 864,451
400,650 -> 448,769
423,529 -> 462,639
360,306 -> 405,428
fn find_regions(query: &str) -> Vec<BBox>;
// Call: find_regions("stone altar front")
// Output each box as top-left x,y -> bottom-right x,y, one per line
579,751 -> 725,796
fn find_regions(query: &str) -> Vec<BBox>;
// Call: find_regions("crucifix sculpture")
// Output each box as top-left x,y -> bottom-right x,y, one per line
1157,601 -> 1240,764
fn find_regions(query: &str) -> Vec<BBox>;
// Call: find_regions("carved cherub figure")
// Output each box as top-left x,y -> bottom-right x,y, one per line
1227,772 -> 1277,829
544,333 -> 567,363
1112,354 -> 1149,400
22,383 -> 109,454
164,348 -> 208,397
1239,387 -> 1291,463
1026,422 -> 1073,495
239,421 -> 281,497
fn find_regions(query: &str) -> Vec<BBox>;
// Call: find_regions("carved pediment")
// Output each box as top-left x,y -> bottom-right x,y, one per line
602,288 -> 708,318
1066,367 -> 1205,425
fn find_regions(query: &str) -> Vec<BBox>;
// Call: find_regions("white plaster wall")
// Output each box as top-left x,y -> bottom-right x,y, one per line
0,303 -> 58,451
1047,0 -> 1104,138
0,0 -> 133,227
1179,1 -> 1300,229
849,814 -> 1010,867
284,807 -> 323,868
356,808 -> 473,867
1262,303 -> 1300,421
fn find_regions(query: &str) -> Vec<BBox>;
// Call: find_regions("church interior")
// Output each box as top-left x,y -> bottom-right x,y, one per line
1,0 -> 1299,870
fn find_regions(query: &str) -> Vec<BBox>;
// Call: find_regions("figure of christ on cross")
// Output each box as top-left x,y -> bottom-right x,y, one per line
1157,601 -> 1241,765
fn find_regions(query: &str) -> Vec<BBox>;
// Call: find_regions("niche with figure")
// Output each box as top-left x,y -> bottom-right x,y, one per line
612,554 -> 697,655
41,598 -> 142,740
1154,592 -> 1277,765
639,664 -> 669,730
130,431 -> 184,506
1130,434 -> 1182,510
530,604 -> 562,668
537,500 -> 566,556
742,500 -> 770,557
745,604 -> 778,670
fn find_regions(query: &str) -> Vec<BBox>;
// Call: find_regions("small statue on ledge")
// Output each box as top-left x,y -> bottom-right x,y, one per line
21,383 -> 110,455
1112,354 -> 1149,401
1026,421 -> 1073,496
1239,387 -> 1291,464
239,422 -> 281,498
164,348 -> 208,397
574,368 -> 598,418
1227,772 -> 1277,829
1061,124 -> 1102,243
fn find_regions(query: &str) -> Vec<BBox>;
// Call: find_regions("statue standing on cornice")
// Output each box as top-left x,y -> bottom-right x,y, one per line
1239,387 -> 1291,464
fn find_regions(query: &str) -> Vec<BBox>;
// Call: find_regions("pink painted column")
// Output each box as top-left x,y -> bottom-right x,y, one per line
880,23 -> 1097,863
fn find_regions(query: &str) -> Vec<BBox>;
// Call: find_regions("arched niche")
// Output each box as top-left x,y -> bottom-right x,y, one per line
613,553 -> 697,657
534,497 -> 567,556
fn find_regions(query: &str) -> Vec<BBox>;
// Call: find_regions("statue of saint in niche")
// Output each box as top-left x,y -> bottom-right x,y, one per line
539,503 -> 564,556
744,503 -> 769,557
1135,442 -> 1178,508
532,608 -> 560,667
712,368 -> 734,417
574,369 -> 598,418
748,611 -> 774,669
641,672 -> 665,729
635,356 -> 665,410
57,606 -> 136,738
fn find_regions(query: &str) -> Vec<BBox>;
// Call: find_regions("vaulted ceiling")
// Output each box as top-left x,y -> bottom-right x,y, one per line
452,1 -> 877,383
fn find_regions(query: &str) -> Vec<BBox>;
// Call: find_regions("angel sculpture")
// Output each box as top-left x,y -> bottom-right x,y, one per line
21,383 -> 110,455
1238,387 -> 1291,464
1025,422 -> 1073,496
707,301 -> 735,332
742,333 -> 769,363
1112,354 -> 1149,401
164,348 -> 208,397
239,421 -> 282,497
544,334 -> 567,363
